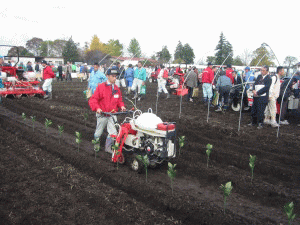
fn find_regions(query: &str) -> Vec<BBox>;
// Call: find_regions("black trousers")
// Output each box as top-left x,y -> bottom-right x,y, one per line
279,100 -> 288,121
57,72 -> 63,81
251,97 -> 268,124
219,86 -> 231,105
187,87 -> 193,100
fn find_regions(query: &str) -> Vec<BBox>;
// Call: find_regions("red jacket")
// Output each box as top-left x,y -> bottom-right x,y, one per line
43,66 -> 55,80
89,82 -> 125,113
201,67 -> 214,84
226,68 -> 234,84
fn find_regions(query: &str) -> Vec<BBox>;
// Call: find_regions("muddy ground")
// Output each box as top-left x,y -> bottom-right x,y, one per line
0,79 -> 299,225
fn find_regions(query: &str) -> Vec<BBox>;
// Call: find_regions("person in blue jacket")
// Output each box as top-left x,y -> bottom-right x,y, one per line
88,63 -> 107,94
131,61 -> 147,100
124,64 -> 134,94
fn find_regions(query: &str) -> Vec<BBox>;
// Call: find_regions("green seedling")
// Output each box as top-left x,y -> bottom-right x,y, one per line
220,181 -> 233,215
21,112 -> 26,121
136,155 -> 150,182
30,116 -> 36,132
75,131 -> 82,152
284,202 -> 296,225
178,136 -> 185,155
45,118 -> 52,137
167,162 -> 177,196
58,125 -> 64,144
83,112 -> 88,127
249,154 -> 256,183
206,144 -> 213,168
92,138 -> 100,159
112,143 -> 120,170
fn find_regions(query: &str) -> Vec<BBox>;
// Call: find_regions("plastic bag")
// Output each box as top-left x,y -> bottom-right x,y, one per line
83,89 -> 92,99
121,78 -> 126,87
192,87 -> 199,97
212,91 -> 219,106
140,85 -> 146,95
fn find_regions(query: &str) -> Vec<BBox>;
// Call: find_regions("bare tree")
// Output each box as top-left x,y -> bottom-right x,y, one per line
240,49 -> 253,66
284,56 -> 298,67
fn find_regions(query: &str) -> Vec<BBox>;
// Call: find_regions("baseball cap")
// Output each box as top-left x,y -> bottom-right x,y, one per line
41,60 -> 47,65
107,66 -> 120,75
245,66 -> 250,70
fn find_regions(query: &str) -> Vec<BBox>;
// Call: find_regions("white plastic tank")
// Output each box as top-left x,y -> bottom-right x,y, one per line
134,112 -> 163,130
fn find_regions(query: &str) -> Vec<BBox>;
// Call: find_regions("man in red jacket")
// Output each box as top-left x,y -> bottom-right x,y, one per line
201,62 -> 215,104
89,66 -> 126,153
41,60 -> 55,100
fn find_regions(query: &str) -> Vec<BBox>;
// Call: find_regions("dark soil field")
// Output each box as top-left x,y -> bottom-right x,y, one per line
0,79 -> 299,224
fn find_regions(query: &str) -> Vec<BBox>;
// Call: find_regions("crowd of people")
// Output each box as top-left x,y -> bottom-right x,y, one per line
2,57 -> 300,150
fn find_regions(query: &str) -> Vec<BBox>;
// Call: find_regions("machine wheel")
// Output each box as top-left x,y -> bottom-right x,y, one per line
149,78 -> 153,83
130,155 -> 143,173
231,102 -> 241,112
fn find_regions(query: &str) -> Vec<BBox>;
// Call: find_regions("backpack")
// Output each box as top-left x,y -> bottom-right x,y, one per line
163,69 -> 168,79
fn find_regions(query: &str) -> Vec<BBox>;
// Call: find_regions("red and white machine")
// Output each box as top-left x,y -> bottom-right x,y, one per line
105,109 -> 177,172
0,45 -> 45,98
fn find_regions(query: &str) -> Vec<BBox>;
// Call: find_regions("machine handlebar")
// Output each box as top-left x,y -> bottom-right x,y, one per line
100,110 -> 134,116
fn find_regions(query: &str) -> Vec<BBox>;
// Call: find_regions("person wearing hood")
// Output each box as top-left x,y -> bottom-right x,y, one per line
88,63 -> 107,94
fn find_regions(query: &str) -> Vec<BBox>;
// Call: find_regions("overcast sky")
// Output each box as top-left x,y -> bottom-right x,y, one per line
1,0 -> 299,65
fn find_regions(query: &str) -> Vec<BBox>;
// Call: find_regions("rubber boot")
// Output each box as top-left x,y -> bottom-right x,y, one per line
166,93 -> 170,99
127,87 -> 131,95
203,97 -> 208,104
157,92 -> 161,98
105,136 -> 113,154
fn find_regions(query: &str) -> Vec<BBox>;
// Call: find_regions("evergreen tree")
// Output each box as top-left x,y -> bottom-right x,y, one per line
128,38 -> 142,57
174,41 -> 184,63
182,43 -> 195,66
206,56 -> 216,64
215,32 -> 233,65
62,37 -> 80,63
250,46 -> 275,66
157,46 -> 171,64
233,56 -> 244,66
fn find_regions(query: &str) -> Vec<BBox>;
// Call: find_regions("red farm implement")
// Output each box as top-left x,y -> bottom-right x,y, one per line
0,45 -> 45,98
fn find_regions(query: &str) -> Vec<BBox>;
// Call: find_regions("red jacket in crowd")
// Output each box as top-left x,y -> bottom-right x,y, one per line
43,65 -> 55,80
201,67 -> 214,84
89,82 -> 125,113
226,68 -> 234,84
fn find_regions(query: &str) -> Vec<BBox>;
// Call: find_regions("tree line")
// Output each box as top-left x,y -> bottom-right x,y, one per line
7,33 -> 298,67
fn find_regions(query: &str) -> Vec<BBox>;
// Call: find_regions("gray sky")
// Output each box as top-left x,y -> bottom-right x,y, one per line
1,0 -> 299,65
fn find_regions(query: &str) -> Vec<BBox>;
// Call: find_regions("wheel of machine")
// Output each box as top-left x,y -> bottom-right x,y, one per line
149,78 -> 152,83
130,155 -> 143,173
231,102 -> 241,112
